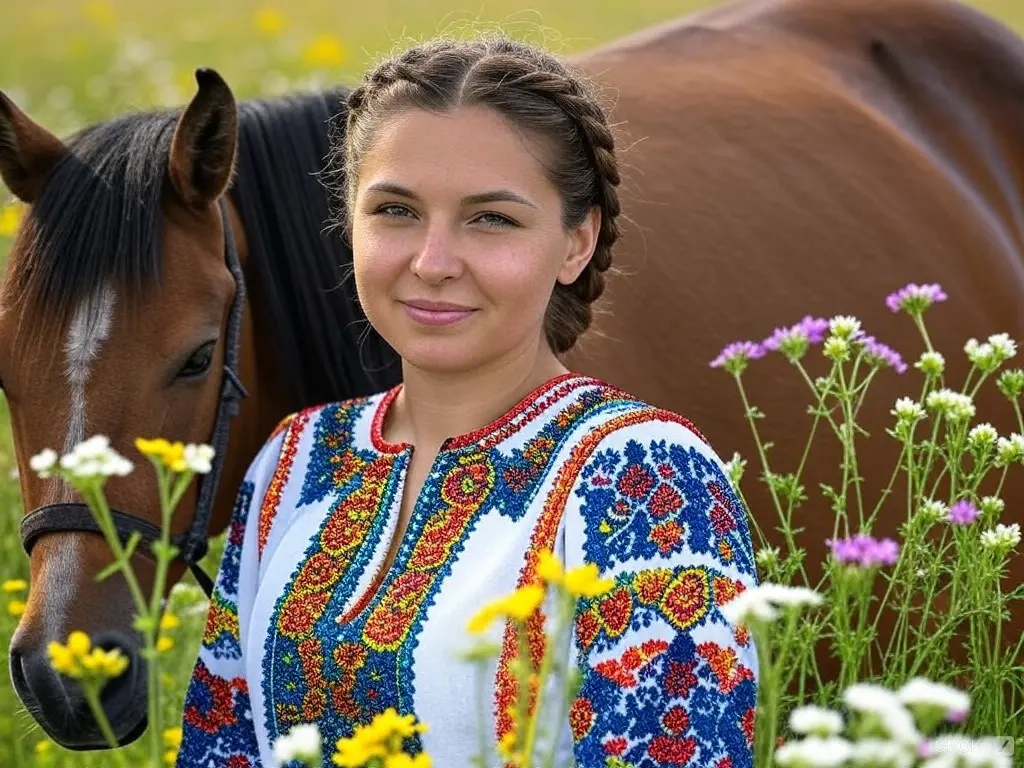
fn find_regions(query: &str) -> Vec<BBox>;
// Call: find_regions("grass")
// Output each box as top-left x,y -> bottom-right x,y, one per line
2,0 -> 1024,764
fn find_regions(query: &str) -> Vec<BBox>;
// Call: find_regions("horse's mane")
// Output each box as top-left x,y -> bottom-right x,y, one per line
6,88 -> 399,407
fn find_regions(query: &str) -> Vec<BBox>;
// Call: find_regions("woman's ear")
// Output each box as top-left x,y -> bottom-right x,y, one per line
557,206 -> 601,285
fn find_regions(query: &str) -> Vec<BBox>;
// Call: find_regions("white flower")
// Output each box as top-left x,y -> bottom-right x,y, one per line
897,678 -> 971,721
755,546 -> 780,568
184,444 -> 215,474
980,523 -> 1021,553
892,397 -> 926,423
29,448 -> 58,479
272,722 -> 323,765
775,736 -> 854,767
987,333 -> 1017,361
849,738 -> 915,768
979,496 -> 1005,518
925,389 -> 976,422
843,684 -> 921,746
968,423 -> 998,451
789,705 -> 844,737
720,583 -> 822,626
919,500 -> 948,525
829,315 -> 862,340
994,434 -> 1024,466
915,351 -> 946,377
60,436 -> 134,479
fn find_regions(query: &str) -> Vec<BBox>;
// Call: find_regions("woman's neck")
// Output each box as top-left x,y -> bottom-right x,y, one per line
386,340 -> 569,451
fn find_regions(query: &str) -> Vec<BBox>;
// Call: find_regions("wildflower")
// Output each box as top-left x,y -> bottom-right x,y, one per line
857,335 -> 907,373
823,336 -> 850,362
987,333 -> 1017,361
829,315 -> 861,340
254,7 -> 285,36
755,546 -> 780,569
563,563 -> 615,598
843,683 -> 921,746
29,448 -> 58,479
762,315 -> 830,361
710,340 -> 765,375
964,339 -> 1003,374
34,740 -> 51,756
302,33 -> 346,68
136,438 -> 214,474
919,501 -> 948,525
915,351 -> 946,378
980,523 -> 1021,553
828,534 -> 900,568
720,582 -> 822,626
994,434 -> 1024,466
774,736 -> 854,767
898,678 -> 971,724
160,612 -> 180,631
968,424 -> 999,453
886,283 -> 948,315
0,200 -> 25,238
467,584 -> 546,634
47,630 -> 129,681
156,636 -> 174,653
273,723 -> 323,765
979,496 -> 1005,519
723,452 -> 746,487
184,443 -> 215,474
163,727 -> 183,766
331,708 -> 429,768
947,500 -> 980,526
53,436 -> 134,480
892,397 -> 926,424
997,368 -> 1024,400
536,550 -> 564,584
789,705 -> 845,737
849,739 -> 916,767
7,600 -> 26,617
2,579 -> 27,593
925,389 -> 975,422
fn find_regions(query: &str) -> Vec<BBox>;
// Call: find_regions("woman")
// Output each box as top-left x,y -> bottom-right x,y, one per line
177,33 -> 758,768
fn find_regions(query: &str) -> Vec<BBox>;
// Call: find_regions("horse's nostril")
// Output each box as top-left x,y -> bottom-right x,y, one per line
90,631 -> 140,711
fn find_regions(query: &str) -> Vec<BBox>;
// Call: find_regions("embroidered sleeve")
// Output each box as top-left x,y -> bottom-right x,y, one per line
176,414 -> 297,768
562,412 -> 759,768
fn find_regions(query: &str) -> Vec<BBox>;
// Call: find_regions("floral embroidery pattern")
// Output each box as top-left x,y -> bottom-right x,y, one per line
177,660 -> 258,766
199,481 -> 251,660
265,382 -> 633,754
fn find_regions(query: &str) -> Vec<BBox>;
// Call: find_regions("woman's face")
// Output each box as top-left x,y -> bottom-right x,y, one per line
351,104 -> 599,376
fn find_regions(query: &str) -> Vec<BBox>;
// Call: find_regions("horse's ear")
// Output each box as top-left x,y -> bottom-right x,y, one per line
0,91 -> 68,203
168,68 -> 238,209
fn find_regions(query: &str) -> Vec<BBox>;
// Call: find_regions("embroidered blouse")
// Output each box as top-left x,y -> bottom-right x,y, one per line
176,373 -> 759,768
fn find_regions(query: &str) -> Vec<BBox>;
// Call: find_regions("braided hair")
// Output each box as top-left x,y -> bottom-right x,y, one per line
324,34 -> 621,354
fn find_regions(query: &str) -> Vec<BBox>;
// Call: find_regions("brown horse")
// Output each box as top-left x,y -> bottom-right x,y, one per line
3,0 -> 1024,749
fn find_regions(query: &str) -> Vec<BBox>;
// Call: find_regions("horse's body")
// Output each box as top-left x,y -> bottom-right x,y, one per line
2,0 -> 1024,749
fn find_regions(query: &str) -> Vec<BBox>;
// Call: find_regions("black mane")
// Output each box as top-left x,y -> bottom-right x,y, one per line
14,87 -> 399,408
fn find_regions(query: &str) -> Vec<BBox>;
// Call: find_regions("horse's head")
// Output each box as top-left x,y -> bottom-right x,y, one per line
0,69 -> 258,749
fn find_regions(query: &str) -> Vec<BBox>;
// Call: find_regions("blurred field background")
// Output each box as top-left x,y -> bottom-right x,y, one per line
2,0 -> 1024,764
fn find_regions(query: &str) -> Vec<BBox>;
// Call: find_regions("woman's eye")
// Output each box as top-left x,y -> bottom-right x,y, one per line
376,204 -> 414,218
474,212 -> 516,228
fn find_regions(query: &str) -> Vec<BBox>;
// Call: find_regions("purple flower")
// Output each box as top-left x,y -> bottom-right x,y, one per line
710,341 -> 765,373
828,533 -> 901,567
762,315 -> 830,361
886,283 -> 948,314
948,500 -> 980,526
858,334 -> 908,374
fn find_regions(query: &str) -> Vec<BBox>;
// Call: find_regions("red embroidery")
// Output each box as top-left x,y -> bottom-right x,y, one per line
183,664 -> 248,734
569,697 -> 595,740
258,410 -> 310,558
647,735 -> 697,765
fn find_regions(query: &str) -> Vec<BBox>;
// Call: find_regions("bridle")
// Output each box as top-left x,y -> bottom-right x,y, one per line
18,198 -> 248,599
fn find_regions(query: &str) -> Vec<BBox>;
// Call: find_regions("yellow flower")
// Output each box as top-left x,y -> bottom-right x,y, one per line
467,584 -> 546,634
497,731 -> 517,759
2,578 -> 28,593
163,726 -> 182,764
136,437 -> 188,472
82,0 -> 115,27
536,550 -> 564,584
7,599 -> 25,617
67,630 -> 91,656
563,563 -> 615,598
135,437 -> 171,457
302,34 -> 346,68
160,612 -> 180,631
254,8 -> 285,36
48,631 -> 128,680
331,708 -> 429,767
47,642 -> 78,676
34,740 -> 51,755
385,754 -> 432,768
0,201 -> 25,237
157,635 -> 174,653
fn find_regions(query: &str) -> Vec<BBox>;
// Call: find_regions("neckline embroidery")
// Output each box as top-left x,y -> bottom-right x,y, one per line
369,371 -> 600,455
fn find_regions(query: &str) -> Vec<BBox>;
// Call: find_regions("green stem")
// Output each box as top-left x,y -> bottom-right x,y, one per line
82,682 -> 129,767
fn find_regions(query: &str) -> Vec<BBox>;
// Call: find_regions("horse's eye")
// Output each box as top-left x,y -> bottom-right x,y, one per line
177,341 -> 216,381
